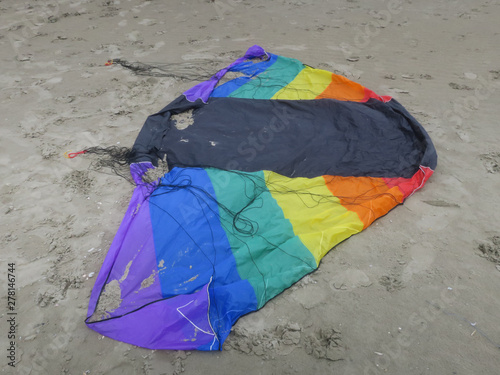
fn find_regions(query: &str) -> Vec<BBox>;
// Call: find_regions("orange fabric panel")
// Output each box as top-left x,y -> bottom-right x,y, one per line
323,175 -> 405,229
317,73 -> 367,102
316,73 -> 391,103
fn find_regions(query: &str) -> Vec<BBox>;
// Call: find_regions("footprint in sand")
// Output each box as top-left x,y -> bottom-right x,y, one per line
480,152 -> 500,174
329,269 -> 372,291
401,242 -> 436,282
379,273 -> 404,292
477,236 -> 500,264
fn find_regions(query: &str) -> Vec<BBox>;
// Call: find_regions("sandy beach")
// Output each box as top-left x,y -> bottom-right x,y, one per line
1,0 -> 500,374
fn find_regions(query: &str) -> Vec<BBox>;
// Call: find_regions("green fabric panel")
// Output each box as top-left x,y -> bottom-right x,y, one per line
228,56 -> 305,100
206,168 -> 317,308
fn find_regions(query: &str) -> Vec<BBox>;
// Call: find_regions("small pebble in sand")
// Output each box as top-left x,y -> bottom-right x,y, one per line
464,72 -> 477,79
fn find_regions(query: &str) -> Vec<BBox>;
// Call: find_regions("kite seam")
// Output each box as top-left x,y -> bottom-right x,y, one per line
205,276 -> 219,347
177,300 -> 215,336
407,165 -> 433,199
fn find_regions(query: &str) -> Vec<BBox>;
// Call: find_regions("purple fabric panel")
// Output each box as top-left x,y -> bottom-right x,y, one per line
87,282 -> 217,350
183,45 -> 267,103
87,163 -> 158,317
105,191 -> 162,317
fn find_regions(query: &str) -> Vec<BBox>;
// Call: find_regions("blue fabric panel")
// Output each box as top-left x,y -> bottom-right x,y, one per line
149,167 -> 258,348
211,53 -> 278,98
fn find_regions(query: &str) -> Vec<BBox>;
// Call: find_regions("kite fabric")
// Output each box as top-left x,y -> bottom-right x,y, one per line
85,45 -> 437,350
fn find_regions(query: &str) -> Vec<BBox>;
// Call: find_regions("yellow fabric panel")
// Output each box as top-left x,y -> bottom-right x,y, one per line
264,171 -> 364,265
271,66 -> 333,100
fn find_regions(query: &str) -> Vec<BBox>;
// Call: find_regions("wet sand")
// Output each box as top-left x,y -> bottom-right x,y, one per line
1,1 -> 500,374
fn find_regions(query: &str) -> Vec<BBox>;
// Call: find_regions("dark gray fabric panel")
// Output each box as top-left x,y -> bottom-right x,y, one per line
131,96 -> 437,178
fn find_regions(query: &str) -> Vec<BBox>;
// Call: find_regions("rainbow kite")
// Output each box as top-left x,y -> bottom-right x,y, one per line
86,45 -> 437,350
